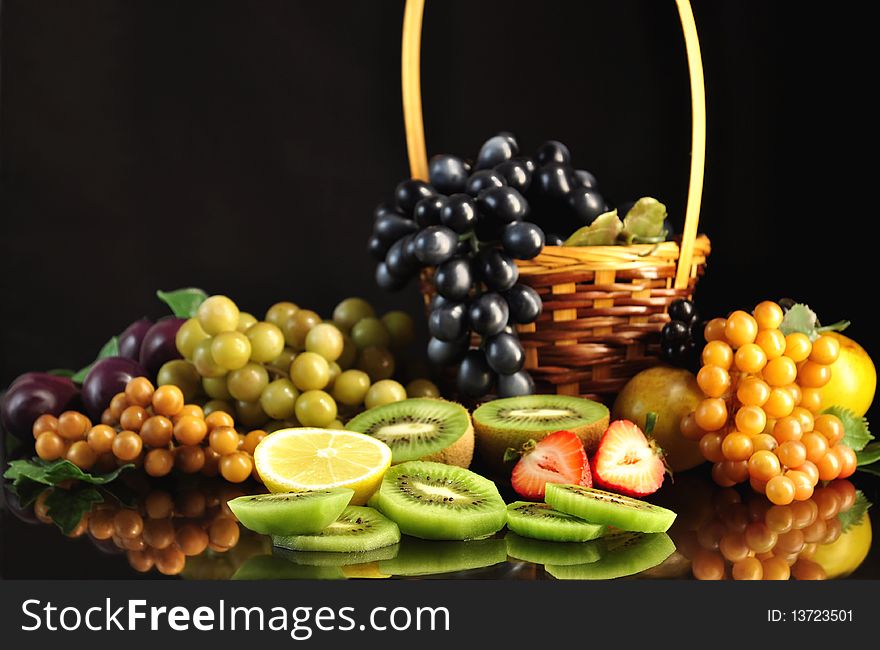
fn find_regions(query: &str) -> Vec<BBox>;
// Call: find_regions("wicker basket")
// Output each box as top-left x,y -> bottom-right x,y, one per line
402,0 -> 710,403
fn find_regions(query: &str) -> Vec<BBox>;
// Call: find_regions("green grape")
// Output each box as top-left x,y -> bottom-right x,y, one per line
176,318 -> 209,360
365,380 -> 407,410
235,400 -> 270,428
305,323 -> 344,362
332,370 -> 371,406
246,322 -> 286,363
157,360 -> 201,402
327,361 -> 342,387
406,378 -> 440,398
267,347 -> 296,375
193,339 -> 228,378
203,376 -> 232,400
381,311 -> 415,348
227,362 -> 270,402
259,379 -> 299,420
289,351 -> 330,391
356,346 -> 395,382
294,390 -> 338,427
283,309 -> 321,350
332,298 -> 376,333
350,317 -> 391,349
265,301 -> 300,328
197,295 -> 240,335
327,419 -> 346,430
337,334 -> 358,370
237,311 -> 258,332
266,419 -> 297,433
210,331 -> 252,370
204,399 -> 233,416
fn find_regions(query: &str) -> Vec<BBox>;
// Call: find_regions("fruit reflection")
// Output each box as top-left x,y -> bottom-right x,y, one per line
27,474 -> 270,578
663,473 -> 867,580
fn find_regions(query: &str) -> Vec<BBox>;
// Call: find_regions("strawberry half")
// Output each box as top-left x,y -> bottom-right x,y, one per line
510,430 -> 591,500
591,420 -> 666,497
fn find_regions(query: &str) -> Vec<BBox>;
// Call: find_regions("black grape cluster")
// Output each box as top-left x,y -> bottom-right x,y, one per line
660,299 -> 705,372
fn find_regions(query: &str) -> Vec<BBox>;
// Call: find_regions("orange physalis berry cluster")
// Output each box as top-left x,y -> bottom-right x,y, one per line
32,377 -> 266,484
680,301 -> 857,504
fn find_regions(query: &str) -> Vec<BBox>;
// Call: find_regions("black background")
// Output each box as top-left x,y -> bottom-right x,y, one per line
0,0 -> 874,423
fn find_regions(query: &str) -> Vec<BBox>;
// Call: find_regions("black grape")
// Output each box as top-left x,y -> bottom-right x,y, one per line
412,226 -> 458,265
385,234 -> 419,278
536,140 -> 571,166
429,154 -> 469,194
485,332 -> 525,374
368,235 -> 390,261
465,170 -> 506,197
375,262 -> 408,291
544,233 -> 565,246
413,195 -> 448,229
669,299 -> 697,323
433,257 -> 473,301
476,186 -> 529,224
477,249 -> 519,292
502,221 -> 545,259
467,293 -> 509,336
456,349 -> 496,398
427,302 -> 469,341
427,336 -> 469,366
661,320 -> 690,343
494,159 -> 533,193
394,179 -> 436,216
534,163 -> 574,198
568,187 -> 608,224
440,194 -> 477,233
496,370 -> 535,397
505,284 -> 542,324
373,203 -> 404,221
573,169 -> 598,189
374,212 -> 419,244
475,134 -> 519,170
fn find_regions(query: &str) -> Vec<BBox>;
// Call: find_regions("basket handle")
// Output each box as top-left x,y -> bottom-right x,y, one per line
401,0 -> 706,291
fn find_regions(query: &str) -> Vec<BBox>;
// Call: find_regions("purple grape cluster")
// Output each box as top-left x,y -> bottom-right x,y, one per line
369,134 -> 562,399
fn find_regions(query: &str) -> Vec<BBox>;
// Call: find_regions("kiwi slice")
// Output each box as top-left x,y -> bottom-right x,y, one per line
472,395 -> 609,473
545,532 -> 675,580
369,461 -> 507,540
544,484 -> 677,533
506,501 -> 606,542
227,488 -> 354,536
231,555 -> 346,580
379,537 -> 507,576
345,398 -> 474,467
505,532 -> 604,566
275,543 -> 400,567
273,506 -> 400,553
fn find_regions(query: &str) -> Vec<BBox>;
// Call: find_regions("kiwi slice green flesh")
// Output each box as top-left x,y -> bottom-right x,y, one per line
273,506 -> 400,553
379,537 -> 507,576
369,461 -> 507,540
227,488 -> 354,536
546,532 -> 675,580
231,555 -> 346,580
545,484 -> 677,533
505,532 -> 604,566
275,543 -> 400,567
506,501 -> 606,542
345,398 -> 470,463
472,395 -> 609,473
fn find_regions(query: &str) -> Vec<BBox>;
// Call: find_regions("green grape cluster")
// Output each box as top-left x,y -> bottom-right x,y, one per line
160,295 -> 439,432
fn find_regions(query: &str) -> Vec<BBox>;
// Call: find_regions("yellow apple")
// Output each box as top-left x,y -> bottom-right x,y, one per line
817,332 -> 876,416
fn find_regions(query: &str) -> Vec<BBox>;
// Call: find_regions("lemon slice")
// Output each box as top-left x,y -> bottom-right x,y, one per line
254,428 -> 392,505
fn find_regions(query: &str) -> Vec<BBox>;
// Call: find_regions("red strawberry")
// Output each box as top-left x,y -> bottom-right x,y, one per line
591,419 -> 666,497
510,430 -> 591,500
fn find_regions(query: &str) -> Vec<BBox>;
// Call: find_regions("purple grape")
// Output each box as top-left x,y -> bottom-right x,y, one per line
138,318 -> 184,376
118,318 -> 153,360
82,356 -> 147,419
1,372 -> 79,441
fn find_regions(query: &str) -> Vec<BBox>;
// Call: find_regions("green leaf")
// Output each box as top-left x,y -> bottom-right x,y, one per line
4,458 -> 134,487
778,303 -> 819,340
644,412 -> 658,436
858,464 -> 880,478
621,197 -> 667,244
564,210 -> 623,246
44,487 -> 104,535
47,368 -> 75,377
11,479 -> 50,508
856,441 -> 880,466
157,287 -> 208,318
71,336 -> 120,383
838,491 -> 871,534
821,406 -> 873,451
